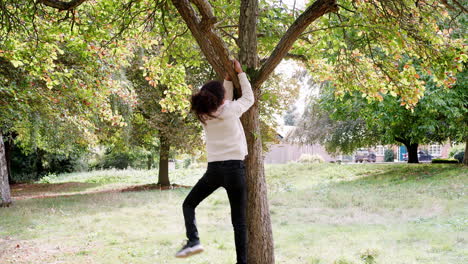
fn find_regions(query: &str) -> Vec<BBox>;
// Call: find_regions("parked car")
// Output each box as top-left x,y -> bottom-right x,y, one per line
418,150 -> 433,162
402,150 -> 433,162
355,150 -> 376,163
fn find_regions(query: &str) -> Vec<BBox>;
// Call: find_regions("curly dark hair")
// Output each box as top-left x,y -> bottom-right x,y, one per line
191,80 -> 225,124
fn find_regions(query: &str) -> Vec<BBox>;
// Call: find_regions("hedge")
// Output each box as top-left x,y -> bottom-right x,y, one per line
431,158 -> 460,164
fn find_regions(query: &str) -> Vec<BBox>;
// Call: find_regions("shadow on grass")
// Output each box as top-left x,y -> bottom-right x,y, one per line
11,182 -> 99,197
335,164 -> 465,187
11,182 -> 192,201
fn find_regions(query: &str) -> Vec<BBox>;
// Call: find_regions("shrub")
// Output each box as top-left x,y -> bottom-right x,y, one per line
454,151 -> 464,163
359,248 -> 379,264
384,149 -> 394,162
90,148 -> 151,170
298,154 -> 324,163
183,158 -> 192,169
431,158 -> 459,164
333,258 -> 356,264
10,147 -> 87,183
38,173 -> 58,184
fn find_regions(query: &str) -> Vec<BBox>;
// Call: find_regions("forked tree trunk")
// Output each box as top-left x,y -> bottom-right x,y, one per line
158,135 -> 170,186
170,1 -> 338,262
239,0 -> 274,260
0,132 -> 12,207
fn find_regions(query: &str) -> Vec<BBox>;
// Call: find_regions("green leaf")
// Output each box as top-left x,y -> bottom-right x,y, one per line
11,60 -> 24,67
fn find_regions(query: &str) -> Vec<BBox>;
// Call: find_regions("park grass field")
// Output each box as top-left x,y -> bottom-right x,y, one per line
0,163 -> 466,264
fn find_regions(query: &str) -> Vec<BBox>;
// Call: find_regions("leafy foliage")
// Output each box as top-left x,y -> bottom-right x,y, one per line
299,0 -> 466,108
431,158 -> 459,164
384,149 -> 395,162
454,151 -> 465,163
293,67 -> 467,155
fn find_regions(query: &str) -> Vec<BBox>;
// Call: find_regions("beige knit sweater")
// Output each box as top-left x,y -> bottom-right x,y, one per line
203,72 -> 254,162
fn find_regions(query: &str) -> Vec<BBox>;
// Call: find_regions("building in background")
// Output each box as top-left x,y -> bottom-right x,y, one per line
264,126 -> 452,164
264,126 -> 338,163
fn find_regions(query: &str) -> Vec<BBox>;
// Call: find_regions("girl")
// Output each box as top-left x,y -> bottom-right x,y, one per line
176,59 -> 253,264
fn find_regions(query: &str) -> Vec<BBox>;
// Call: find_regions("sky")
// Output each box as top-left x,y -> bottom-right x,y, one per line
271,0 -> 317,125
280,0 -> 307,9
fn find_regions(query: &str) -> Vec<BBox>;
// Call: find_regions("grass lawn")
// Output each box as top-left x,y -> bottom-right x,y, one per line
0,163 -> 466,264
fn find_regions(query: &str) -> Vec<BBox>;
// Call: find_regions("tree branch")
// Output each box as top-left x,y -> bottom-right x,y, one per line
239,0 -> 259,71
219,28 -> 239,46
172,0 -> 239,88
260,53 -> 309,64
189,0 -> 217,31
38,0 -> 87,11
450,0 -> 468,13
254,0 -> 338,88
285,53 -> 309,63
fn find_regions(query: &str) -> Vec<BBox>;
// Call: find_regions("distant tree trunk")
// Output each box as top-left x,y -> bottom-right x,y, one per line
4,135 -> 13,184
35,149 -> 45,180
405,143 -> 419,164
0,132 -> 12,207
147,152 -> 154,170
158,135 -> 170,186
463,137 -> 468,166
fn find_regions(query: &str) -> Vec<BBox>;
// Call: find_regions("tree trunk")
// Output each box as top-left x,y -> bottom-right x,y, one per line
241,97 -> 275,264
157,135 -> 170,186
463,137 -> 468,166
4,135 -> 14,184
0,132 -> 12,207
35,149 -> 45,180
147,152 -> 154,170
405,143 -> 419,164
239,1 -> 274,261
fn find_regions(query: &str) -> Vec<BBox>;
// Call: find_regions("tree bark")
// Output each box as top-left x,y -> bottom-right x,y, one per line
239,1 -> 274,262
0,132 -> 12,207
4,135 -> 14,184
241,96 -> 275,264
38,0 -> 87,11
171,0 -> 241,87
463,137 -> 468,166
35,149 -> 45,180
239,0 -> 259,69
405,143 -> 419,164
158,135 -> 170,186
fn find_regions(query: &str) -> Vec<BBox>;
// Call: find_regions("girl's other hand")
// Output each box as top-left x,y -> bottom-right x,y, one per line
232,59 -> 243,73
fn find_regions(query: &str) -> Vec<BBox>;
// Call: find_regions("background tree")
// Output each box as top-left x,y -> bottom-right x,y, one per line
126,49 -> 204,186
0,1 -> 141,206
0,133 -> 11,206
293,69 -> 467,163
290,94 -> 378,155
284,105 -> 299,126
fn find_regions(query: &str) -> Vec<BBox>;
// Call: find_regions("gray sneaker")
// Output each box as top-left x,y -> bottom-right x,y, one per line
175,240 -> 204,258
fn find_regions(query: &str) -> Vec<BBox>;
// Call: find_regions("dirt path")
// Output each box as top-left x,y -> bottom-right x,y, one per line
10,182 -> 191,200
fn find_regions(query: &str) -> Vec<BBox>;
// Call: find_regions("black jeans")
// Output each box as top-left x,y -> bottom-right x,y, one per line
183,160 -> 247,264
